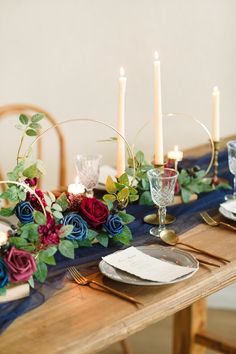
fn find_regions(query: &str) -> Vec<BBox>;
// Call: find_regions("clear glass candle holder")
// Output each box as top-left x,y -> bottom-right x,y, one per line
147,168 -> 178,237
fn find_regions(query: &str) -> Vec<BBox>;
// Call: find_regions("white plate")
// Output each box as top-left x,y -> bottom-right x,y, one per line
99,245 -> 199,286
219,206 -> 236,221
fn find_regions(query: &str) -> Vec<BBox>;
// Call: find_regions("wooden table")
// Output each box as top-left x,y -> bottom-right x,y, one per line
0,139 -> 236,354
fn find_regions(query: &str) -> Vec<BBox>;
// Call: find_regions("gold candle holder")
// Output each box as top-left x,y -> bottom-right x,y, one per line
143,163 -> 176,225
212,140 -> 229,186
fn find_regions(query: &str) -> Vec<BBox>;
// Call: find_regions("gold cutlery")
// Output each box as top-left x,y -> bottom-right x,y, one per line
68,266 -> 143,306
200,211 -> 236,232
159,229 -> 230,263
194,258 -> 220,267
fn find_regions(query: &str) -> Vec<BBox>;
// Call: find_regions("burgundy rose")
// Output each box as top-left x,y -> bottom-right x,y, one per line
80,197 -> 109,228
26,188 -> 47,211
38,215 -> 62,246
24,177 -> 38,187
4,247 -> 36,283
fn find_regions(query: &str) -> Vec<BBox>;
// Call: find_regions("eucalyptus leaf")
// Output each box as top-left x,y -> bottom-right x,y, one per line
117,187 -> 129,202
19,114 -> 29,125
31,113 -> 44,123
28,276 -> 35,288
48,191 -> 56,203
52,203 -> 62,212
23,163 -> 41,178
29,122 -> 41,130
26,129 -> 37,137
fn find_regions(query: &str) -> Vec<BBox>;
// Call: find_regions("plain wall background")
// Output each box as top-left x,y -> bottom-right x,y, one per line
0,0 -> 235,308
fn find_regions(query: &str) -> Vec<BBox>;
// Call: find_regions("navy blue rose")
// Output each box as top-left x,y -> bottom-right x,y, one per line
62,213 -> 88,241
15,201 -> 34,224
103,215 -> 124,236
0,258 -> 9,288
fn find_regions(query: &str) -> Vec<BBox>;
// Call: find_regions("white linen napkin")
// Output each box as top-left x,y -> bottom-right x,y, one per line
102,247 -> 196,283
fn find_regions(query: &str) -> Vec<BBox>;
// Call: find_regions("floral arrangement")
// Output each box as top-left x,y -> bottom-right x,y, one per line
0,114 -> 135,295
126,150 -> 230,204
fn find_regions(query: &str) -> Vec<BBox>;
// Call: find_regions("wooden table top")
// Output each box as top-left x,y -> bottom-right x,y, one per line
0,137 -> 236,354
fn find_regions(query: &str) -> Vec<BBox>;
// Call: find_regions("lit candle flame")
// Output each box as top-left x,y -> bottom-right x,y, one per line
213,86 -> 219,93
120,67 -> 125,77
154,51 -> 159,60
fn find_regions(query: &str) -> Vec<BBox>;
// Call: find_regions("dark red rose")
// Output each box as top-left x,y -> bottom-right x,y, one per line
38,215 -> 62,246
26,188 -> 47,211
24,178 -> 38,187
80,197 -> 109,228
4,247 -> 36,283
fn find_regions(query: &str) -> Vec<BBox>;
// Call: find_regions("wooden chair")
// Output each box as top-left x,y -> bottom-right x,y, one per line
0,103 -> 67,190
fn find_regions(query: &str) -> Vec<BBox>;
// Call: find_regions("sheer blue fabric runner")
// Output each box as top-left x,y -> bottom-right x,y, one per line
0,149 -> 231,334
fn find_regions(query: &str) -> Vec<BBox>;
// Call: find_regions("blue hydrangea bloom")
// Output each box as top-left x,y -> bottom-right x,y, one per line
15,201 -> 34,224
103,215 -> 124,236
0,258 -> 9,288
62,213 -> 88,241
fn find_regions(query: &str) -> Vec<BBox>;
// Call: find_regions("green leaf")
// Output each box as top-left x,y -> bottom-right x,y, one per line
217,183 -> 232,190
103,194 -> 116,203
48,191 -> 56,203
0,207 -> 15,217
15,124 -> 25,131
18,189 -> 26,201
96,233 -> 109,247
9,237 -> 29,248
34,261 -> 48,283
41,255 -> 56,265
19,114 -> 29,125
105,176 -> 117,194
60,225 -> 74,238
141,178 -> 150,191
56,193 -> 68,211
26,129 -> 37,137
118,173 -> 129,186
118,211 -> 135,224
44,194 -> 52,207
23,163 -> 41,178
117,187 -> 129,202
113,225 -> 132,245
34,211 -> 46,225
58,240 -> 75,259
136,151 -> 144,164
29,122 -> 41,130
139,191 -> 153,205
181,187 -> 192,203
53,210 -> 63,220
0,286 -> 7,296
52,203 -> 62,212
31,113 -> 44,123
28,276 -> 35,288
0,186 -> 19,202
27,224 -> 39,242
87,229 -> 98,240
129,195 -> 139,202
78,239 -> 93,247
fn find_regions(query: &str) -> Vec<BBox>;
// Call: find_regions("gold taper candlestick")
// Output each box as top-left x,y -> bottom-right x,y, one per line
212,141 -> 220,185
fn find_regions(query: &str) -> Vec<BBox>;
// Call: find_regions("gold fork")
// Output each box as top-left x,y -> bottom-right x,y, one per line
200,211 -> 236,232
68,267 -> 143,306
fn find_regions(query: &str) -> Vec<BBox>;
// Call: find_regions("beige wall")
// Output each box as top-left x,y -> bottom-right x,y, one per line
0,0 -> 236,307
